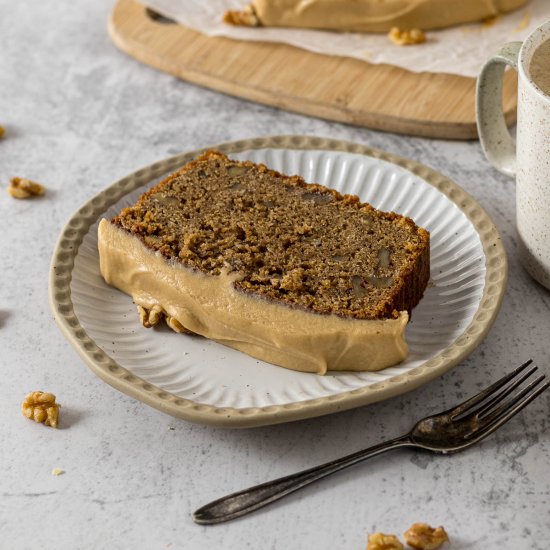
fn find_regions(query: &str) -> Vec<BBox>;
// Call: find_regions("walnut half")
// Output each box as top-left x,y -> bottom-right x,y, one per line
367,533 -> 404,550
22,391 -> 60,428
388,27 -> 426,46
404,523 -> 449,550
8,177 -> 46,199
137,304 -> 164,328
165,315 -> 191,334
137,304 -> 193,334
223,5 -> 259,26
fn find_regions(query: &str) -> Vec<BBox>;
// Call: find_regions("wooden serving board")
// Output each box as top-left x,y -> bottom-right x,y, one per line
109,0 -> 518,140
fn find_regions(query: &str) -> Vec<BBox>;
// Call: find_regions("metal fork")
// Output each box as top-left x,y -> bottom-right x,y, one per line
193,360 -> 548,525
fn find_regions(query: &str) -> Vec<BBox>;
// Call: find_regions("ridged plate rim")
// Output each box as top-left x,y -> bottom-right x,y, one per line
49,135 -> 508,427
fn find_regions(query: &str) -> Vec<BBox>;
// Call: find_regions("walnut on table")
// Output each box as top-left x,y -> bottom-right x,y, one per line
367,533 -> 404,550
404,523 -> 449,550
8,177 -> 46,199
22,391 -> 60,428
223,5 -> 260,26
388,27 -> 426,46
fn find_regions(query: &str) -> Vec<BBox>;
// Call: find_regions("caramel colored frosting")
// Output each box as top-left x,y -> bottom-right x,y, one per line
246,0 -> 529,32
98,219 -> 409,375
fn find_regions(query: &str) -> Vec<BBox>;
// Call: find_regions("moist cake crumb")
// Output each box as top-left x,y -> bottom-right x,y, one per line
112,151 -> 429,321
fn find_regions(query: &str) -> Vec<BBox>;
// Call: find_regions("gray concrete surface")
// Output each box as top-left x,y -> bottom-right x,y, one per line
1,1 -> 549,548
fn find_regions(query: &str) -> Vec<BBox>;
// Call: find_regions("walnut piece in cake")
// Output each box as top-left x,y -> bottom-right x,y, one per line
404,523 -> 449,550
8,177 -> 46,199
388,27 -> 426,46
111,151 -> 429,321
367,533 -> 404,550
22,391 -> 60,428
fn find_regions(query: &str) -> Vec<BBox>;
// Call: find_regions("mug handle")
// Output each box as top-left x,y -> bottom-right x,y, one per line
476,42 -> 522,177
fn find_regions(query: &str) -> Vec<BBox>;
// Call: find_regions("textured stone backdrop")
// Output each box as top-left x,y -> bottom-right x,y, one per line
0,1 -> 548,549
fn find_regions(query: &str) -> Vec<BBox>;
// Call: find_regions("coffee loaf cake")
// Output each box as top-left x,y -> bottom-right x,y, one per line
224,0 -> 529,33
98,151 -> 430,374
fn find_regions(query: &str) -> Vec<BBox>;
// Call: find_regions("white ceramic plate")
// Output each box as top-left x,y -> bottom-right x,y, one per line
50,136 -> 507,426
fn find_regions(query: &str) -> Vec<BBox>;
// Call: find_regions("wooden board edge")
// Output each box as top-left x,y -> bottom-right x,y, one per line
108,0 -> 518,141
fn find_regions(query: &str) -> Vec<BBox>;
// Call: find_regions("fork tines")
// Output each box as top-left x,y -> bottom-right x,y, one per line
455,360 -> 549,432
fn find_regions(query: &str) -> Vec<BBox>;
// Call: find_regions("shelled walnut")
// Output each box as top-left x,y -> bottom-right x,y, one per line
8,177 -> 46,199
388,27 -> 426,46
137,304 -> 164,328
223,5 -> 259,26
404,523 -> 449,550
138,304 -> 193,334
165,315 -> 191,334
22,391 -> 60,428
367,533 -> 404,550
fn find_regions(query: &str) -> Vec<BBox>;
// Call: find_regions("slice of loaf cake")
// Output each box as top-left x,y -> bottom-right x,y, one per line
98,151 -> 429,374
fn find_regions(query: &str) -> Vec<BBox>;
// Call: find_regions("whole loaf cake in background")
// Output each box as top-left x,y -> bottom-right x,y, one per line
98,151 -> 430,374
224,0 -> 530,33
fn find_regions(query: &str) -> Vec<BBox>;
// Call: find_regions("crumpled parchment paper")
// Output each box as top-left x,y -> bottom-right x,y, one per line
140,0 -> 550,76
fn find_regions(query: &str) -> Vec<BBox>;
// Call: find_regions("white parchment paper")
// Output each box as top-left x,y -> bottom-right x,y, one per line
140,0 -> 550,76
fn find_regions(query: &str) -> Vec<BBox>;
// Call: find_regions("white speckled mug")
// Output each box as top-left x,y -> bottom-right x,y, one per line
477,21 -> 550,290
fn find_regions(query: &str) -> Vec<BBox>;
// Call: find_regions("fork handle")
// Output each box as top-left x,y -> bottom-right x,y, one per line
193,435 -> 412,524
